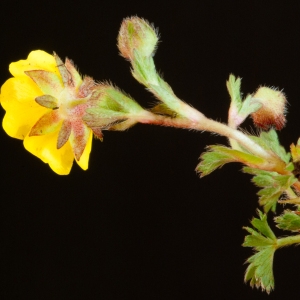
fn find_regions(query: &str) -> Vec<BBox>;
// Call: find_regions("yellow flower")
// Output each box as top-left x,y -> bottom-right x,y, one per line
0,50 -> 99,175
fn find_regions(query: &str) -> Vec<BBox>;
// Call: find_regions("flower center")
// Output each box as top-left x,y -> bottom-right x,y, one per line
57,88 -> 88,122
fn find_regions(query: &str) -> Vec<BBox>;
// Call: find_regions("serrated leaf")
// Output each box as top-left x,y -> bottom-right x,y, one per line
243,167 -> 297,212
285,162 -> 294,172
275,210 -> 300,232
243,211 -> 276,293
238,94 -> 262,119
131,51 -> 159,86
259,192 -> 281,213
226,74 -> 242,109
227,75 -> 262,127
290,139 -> 300,162
197,145 -> 266,177
244,246 -> 275,294
243,228 -> 275,247
249,130 -> 290,163
251,211 -> 276,240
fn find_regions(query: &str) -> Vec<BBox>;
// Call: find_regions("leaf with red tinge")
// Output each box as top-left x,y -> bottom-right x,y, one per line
54,53 -> 72,87
57,120 -> 72,149
65,58 -> 83,89
90,127 -> 103,141
35,95 -> 58,109
25,70 -> 63,96
69,121 -> 90,161
29,110 -> 61,136
78,76 -> 95,98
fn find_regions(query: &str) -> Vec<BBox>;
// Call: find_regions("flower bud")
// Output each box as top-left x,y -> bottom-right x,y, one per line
251,87 -> 287,130
118,17 -> 158,60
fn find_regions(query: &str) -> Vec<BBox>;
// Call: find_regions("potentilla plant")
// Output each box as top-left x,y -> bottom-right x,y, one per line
1,16 -> 299,293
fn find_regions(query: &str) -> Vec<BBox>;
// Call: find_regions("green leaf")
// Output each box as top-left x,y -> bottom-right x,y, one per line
226,74 -> 242,109
243,211 -> 276,293
238,94 -> 262,119
249,129 -> 291,164
243,227 -> 275,247
285,162 -> 295,172
258,192 -> 281,213
290,138 -> 300,162
244,246 -> 275,294
131,51 -> 158,86
148,83 -> 182,115
251,210 -> 276,240
275,210 -> 300,232
150,103 -> 177,118
227,74 -> 262,127
197,145 -> 266,177
243,167 -> 297,212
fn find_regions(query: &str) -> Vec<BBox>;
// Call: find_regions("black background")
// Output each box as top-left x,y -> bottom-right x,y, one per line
1,1 -> 300,299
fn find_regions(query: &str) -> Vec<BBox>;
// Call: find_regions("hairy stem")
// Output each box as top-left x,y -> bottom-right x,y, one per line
276,234 -> 300,248
285,187 -> 298,199
136,110 -> 286,173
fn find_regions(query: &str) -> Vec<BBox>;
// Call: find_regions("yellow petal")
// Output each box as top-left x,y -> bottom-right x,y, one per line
1,77 -> 42,108
1,77 -> 47,139
3,104 -> 48,139
24,131 -> 74,175
9,50 -> 60,78
76,130 -> 93,170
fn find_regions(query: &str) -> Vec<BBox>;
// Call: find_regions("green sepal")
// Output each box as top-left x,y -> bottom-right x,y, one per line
197,145 -> 266,177
92,85 -> 143,114
84,85 -> 143,130
275,210 -> 300,232
83,112 -> 127,128
249,129 -> 291,163
243,210 -> 276,293
243,167 -> 297,212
